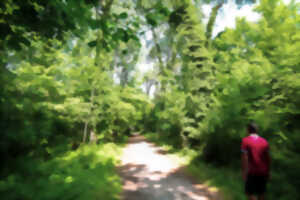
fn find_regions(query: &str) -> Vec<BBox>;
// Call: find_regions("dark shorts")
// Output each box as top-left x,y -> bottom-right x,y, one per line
245,175 -> 268,195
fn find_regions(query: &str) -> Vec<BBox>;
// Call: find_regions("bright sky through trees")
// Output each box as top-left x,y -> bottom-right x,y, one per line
138,2 -> 257,96
137,0 -> 294,97
1,0 -> 300,199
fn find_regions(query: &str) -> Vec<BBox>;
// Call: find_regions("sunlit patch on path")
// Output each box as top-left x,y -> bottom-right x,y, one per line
118,136 -> 222,200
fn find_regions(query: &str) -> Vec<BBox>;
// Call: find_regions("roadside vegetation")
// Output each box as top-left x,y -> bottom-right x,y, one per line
1,0 -> 299,199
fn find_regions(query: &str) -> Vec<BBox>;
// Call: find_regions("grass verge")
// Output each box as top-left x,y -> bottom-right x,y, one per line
0,143 -> 123,200
145,132 -> 300,200
144,132 -> 246,200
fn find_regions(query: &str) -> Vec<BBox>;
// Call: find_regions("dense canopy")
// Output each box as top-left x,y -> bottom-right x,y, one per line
1,0 -> 299,199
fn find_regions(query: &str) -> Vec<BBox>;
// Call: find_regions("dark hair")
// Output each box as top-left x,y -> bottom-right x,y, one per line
247,123 -> 258,134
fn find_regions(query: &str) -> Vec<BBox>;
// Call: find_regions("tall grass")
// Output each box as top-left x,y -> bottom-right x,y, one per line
0,143 -> 122,200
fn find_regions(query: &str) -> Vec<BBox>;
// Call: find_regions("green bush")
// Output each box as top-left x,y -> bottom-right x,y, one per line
0,143 -> 122,200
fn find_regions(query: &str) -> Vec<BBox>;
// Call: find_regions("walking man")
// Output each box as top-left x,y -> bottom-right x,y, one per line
241,123 -> 271,200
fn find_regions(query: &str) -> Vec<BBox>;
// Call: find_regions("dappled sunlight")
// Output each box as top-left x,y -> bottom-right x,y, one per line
119,136 -> 221,200
121,139 -> 181,173
2,0 -> 299,199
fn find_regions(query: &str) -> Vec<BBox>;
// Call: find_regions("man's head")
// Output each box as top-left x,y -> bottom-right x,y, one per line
247,123 -> 258,134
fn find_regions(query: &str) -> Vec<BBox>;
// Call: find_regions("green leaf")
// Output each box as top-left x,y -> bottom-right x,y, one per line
88,40 -> 97,47
119,12 -> 128,19
122,31 -> 129,42
158,7 -> 170,16
146,13 -> 158,27
130,35 -> 140,42
132,22 -> 140,28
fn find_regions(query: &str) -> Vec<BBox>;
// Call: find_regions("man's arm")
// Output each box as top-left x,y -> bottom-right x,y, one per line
241,152 -> 248,181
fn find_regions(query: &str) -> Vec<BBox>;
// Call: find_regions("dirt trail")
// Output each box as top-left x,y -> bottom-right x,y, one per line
118,136 -> 222,200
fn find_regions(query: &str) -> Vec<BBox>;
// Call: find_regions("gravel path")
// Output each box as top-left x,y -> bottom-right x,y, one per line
118,136 -> 222,200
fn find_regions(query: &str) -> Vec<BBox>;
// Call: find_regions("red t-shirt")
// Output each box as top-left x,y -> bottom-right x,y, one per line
241,135 -> 270,176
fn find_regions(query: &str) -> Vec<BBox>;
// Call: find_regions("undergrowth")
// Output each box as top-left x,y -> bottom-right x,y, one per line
0,143 -> 123,200
145,132 -> 299,200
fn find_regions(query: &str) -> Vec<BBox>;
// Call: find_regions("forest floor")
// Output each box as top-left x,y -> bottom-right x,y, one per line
118,136 -> 223,200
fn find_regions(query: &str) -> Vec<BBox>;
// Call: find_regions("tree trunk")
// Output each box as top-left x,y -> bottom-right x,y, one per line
83,86 -> 95,143
205,2 -> 223,46
95,0 -> 115,69
83,121 -> 89,143
151,27 -> 167,92
145,80 -> 155,96
89,130 -> 97,144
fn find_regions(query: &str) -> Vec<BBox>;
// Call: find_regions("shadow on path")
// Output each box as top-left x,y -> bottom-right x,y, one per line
118,136 -> 222,200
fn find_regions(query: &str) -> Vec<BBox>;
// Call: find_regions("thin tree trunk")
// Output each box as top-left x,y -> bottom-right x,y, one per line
95,0 -> 115,69
205,2 -> 223,46
120,54 -> 129,87
145,78 -> 156,96
166,48 -> 177,71
151,27 -> 167,92
151,28 -> 164,69
89,87 -> 95,142
83,86 -> 95,143
89,130 -> 97,144
85,0 -> 115,144
83,121 -> 89,143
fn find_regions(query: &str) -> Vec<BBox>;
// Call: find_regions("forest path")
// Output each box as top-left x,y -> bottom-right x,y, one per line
118,136 -> 222,200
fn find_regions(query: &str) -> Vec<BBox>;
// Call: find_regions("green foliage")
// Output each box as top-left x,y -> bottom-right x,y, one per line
146,0 -> 300,199
1,0 -> 300,199
147,89 -> 189,147
0,143 -> 122,200
1,1 -> 148,198
199,0 -> 300,166
147,0 -> 217,148
0,43 -> 79,170
0,0 -> 94,51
